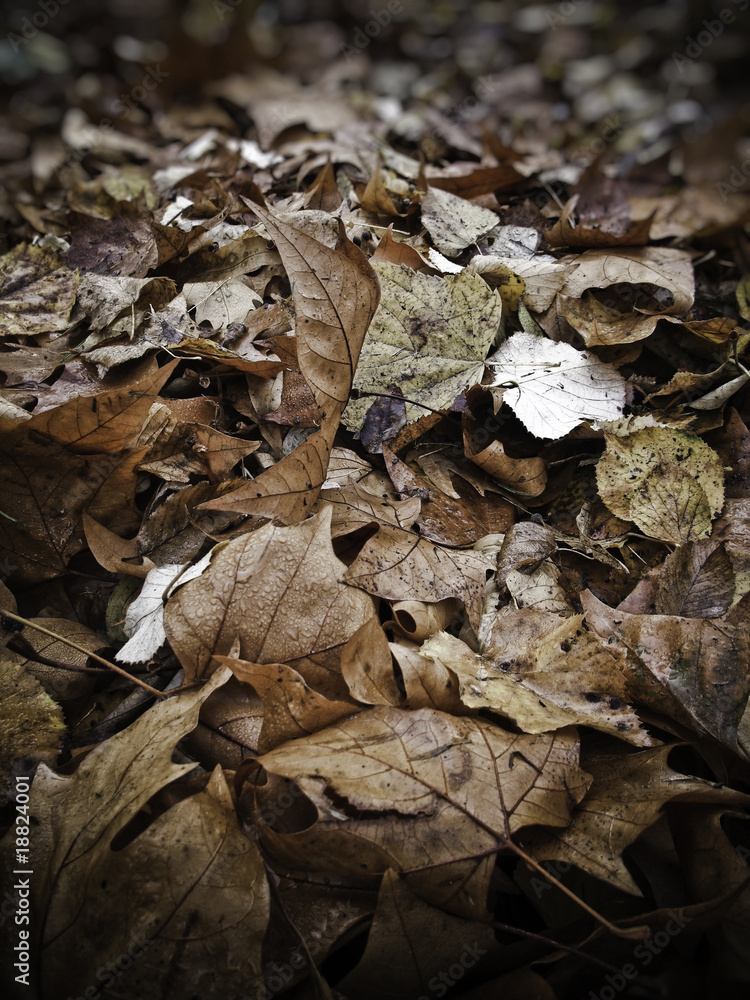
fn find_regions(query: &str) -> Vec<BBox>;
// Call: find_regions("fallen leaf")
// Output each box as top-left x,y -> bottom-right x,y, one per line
0,660 -> 65,794
506,563 -> 573,614
524,745 -> 750,894
3,665 -> 269,1000
0,243 -> 79,337
252,205 -> 380,414
182,277 -> 262,329
545,196 -> 655,248
199,206 -> 380,522
254,706 -> 590,917
344,263 -> 503,433
464,429 -> 547,497
655,539 -> 735,618
164,508 -> 376,692
424,616 -> 651,745
2,616 -> 103,700
382,443 -> 515,546
488,330 -> 626,439
65,203 -> 192,277
596,422 -> 724,543
217,656 -> 357,753
0,434 -> 119,582
421,186 -> 499,256
336,869 -> 499,1000
344,524 -> 493,632
27,360 -> 178,454
340,616 -> 405,709
583,589 -> 750,752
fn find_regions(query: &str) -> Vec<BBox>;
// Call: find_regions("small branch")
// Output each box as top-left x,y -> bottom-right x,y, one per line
0,610 -> 166,699
399,839 -> 649,941
506,841 -> 649,940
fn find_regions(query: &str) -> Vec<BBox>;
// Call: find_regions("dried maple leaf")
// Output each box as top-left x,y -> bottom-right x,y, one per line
464,427 -> 547,497
253,706 -> 590,918
0,666 -> 269,1000
523,745 -> 750,894
164,507 -> 376,692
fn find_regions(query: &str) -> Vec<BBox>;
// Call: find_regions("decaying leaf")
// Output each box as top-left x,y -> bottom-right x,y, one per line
217,656 -> 357,753
0,433 -> 119,582
421,185 -> 500,256
254,706 -> 591,917
597,422 -> 725,543
0,243 -> 79,338
344,524 -> 493,632
344,263 -> 503,433
583,590 -> 750,753
27,359 -> 178,454
655,539 -> 735,618
0,660 -> 65,795
199,206 -> 380,522
424,613 -> 651,745
336,868 -> 499,1000
524,745 -> 750,894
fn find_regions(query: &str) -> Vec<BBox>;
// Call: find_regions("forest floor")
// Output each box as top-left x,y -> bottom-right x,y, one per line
1,2 -> 750,999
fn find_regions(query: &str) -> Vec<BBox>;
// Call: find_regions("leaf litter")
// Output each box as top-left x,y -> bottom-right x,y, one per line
1,7 -> 750,998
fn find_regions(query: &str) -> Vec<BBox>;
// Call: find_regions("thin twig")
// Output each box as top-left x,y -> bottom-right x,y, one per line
399,840 -> 648,940
0,609 -> 166,699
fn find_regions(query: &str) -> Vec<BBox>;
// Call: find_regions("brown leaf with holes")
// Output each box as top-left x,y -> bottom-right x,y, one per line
252,706 -> 590,918
424,614 -> 652,745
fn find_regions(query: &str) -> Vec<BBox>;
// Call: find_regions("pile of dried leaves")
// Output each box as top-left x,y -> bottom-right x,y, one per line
1,49 -> 750,1000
